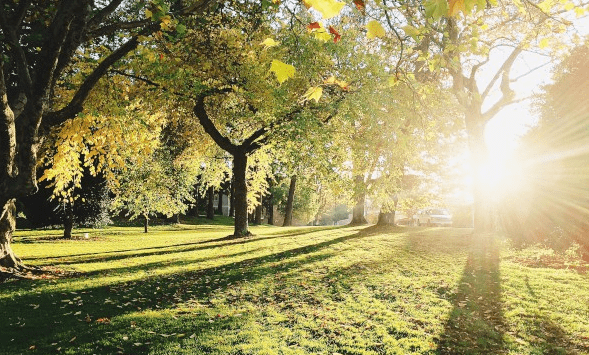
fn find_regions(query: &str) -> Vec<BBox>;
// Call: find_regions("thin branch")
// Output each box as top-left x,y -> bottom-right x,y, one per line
90,20 -> 153,38
382,0 -> 404,76
481,46 -> 523,101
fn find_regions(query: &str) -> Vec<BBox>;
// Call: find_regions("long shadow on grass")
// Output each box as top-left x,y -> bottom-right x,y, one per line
26,230 -> 326,266
436,233 -> 507,354
519,313 -> 589,355
0,227 -> 369,355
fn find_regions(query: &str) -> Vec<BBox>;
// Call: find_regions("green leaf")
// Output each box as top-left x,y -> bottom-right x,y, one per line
424,0 -> 449,19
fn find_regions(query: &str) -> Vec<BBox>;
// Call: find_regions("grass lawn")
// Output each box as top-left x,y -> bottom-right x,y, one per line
1,220 -> 589,354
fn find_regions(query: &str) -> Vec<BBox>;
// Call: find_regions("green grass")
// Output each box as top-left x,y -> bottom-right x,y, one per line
2,222 -> 588,354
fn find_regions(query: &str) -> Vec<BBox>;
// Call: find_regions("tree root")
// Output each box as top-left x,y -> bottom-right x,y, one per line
0,264 -> 78,283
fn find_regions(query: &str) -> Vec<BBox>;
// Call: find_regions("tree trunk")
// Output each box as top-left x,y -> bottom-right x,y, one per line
267,192 -> 274,225
217,190 -> 224,215
144,214 -> 149,233
206,186 -> 215,220
0,199 -> 24,270
229,179 -> 235,217
193,190 -> 200,217
282,175 -> 297,227
376,195 -> 398,226
232,151 -> 250,236
351,176 -> 367,225
254,194 -> 263,224
63,210 -> 74,239
466,113 -> 494,232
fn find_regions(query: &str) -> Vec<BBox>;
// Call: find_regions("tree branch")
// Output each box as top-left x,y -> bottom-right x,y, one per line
193,90 -> 237,155
44,36 -> 140,127
88,0 -> 125,28
481,46 -> 523,101
0,5 -> 33,98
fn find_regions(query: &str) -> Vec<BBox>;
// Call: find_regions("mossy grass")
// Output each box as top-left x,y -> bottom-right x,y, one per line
2,224 -> 588,354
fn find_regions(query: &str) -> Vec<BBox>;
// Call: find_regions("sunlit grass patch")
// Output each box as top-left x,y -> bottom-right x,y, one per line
2,225 -> 588,354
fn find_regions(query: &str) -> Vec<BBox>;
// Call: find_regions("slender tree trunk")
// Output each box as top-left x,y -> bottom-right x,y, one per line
254,194 -> 262,224
193,190 -> 200,217
217,190 -> 224,215
232,150 -> 249,236
267,192 -> 274,225
63,209 -> 74,239
206,186 -> 215,220
351,176 -> 367,225
229,179 -> 235,217
282,175 -> 297,227
0,199 -> 23,270
144,214 -> 149,233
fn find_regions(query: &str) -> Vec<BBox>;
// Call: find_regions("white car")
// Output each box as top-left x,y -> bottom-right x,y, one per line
414,208 -> 452,227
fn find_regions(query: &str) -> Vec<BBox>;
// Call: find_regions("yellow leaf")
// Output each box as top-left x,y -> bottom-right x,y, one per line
160,15 -> 172,31
314,28 -> 332,42
539,37 -> 550,49
145,9 -> 153,19
303,0 -> 345,19
448,0 -> 466,16
388,76 -> 399,87
269,60 -> 296,84
261,38 -> 280,48
366,20 -> 385,39
302,86 -> 323,103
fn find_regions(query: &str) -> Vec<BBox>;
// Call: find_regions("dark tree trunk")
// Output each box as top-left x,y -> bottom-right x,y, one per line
217,190 -> 224,215
144,214 -> 149,233
282,175 -> 297,227
267,192 -> 274,225
254,194 -> 263,224
232,150 -> 250,236
193,190 -> 200,217
206,186 -> 215,220
0,199 -> 23,270
229,179 -> 235,217
63,210 -> 74,239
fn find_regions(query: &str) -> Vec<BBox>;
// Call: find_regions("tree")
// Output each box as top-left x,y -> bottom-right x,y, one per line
0,0 -> 218,277
110,147 -> 195,233
149,7 -> 349,237
371,0 -> 585,230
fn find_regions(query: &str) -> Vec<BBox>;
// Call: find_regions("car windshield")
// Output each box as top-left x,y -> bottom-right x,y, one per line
430,209 -> 449,215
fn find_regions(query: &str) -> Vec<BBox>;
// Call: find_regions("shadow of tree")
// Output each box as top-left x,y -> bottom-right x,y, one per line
436,233 -> 507,354
0,227 -> 371,354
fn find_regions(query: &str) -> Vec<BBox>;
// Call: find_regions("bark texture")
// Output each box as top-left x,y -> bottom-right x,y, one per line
206,186 -> 215,220
282,175 -> 297,227
232,151 -> 249,236
0,200 -> 22,269
217,190 -> 223,215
